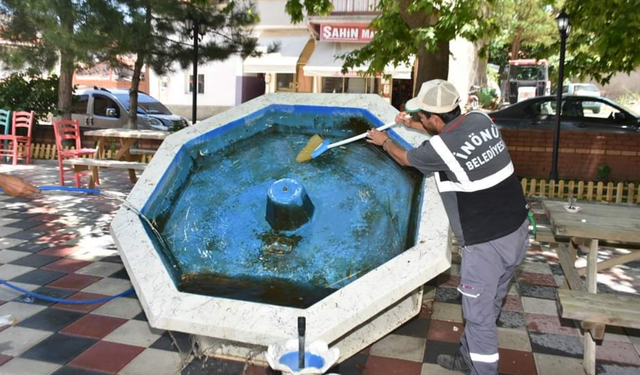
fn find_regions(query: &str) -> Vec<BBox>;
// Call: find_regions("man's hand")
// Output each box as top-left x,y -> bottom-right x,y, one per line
395,111 -> 412,128
366,127 -> 389,146
0,174 -> 40,197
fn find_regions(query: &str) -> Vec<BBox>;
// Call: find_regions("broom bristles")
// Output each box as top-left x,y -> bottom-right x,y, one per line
296,134 -> 324,163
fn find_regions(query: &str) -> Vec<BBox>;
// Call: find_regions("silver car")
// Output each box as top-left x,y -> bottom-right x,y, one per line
71,88 -> 189,131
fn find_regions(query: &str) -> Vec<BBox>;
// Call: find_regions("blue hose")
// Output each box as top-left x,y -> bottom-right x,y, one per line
0,279 -> 133,304
0,185 -> 135,304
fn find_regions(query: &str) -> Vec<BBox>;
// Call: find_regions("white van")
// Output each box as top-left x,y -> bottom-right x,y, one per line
71,88 -> 189,131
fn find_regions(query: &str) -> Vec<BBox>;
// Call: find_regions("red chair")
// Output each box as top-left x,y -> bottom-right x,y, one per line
0,111 -> 34,165
53,120 -> 98,187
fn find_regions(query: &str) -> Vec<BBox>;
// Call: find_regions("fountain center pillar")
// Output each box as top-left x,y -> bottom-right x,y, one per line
266,178 -> 315,231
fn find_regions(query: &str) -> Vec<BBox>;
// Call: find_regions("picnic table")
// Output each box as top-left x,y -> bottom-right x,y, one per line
542,200 -> 640,375
80,128 -> 167,188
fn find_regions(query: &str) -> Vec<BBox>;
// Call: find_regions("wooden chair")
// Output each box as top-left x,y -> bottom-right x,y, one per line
0,110 -> 10,163
0,111 -> 34,165
53,119 -> 98,187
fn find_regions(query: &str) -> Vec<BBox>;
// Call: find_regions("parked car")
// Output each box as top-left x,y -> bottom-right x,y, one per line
70,88 -> 189,131
561,83 -> 602,114
488,96 -> 640,133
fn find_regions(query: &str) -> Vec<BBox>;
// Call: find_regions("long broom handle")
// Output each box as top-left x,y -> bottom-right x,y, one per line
326,121 -> 398,150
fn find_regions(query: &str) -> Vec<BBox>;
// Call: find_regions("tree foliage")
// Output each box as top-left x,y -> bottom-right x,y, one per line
0,70 -> 60,123
285,0 -> 495,90
0,0 -> 124,119
563,0 -> 640,84
487,0 -> 557,67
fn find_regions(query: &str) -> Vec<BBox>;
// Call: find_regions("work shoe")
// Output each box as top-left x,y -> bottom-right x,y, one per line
436,352 -> 471,374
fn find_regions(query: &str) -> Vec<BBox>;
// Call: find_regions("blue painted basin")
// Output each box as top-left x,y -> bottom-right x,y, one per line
142,105 -> 423,308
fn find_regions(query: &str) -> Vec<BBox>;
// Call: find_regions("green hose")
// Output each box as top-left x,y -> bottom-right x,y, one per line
528,211 -> 537,236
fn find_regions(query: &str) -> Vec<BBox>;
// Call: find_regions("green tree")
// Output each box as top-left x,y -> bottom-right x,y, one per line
0,70 -> 60,123
0,0 -> 124,119
112,0 -> 259,128
563,0 -> 640,83
285,0 -> 494,93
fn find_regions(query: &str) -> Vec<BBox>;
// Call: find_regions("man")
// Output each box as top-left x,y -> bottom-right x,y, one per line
367,79 -> 529,375
0,173 -> 40,197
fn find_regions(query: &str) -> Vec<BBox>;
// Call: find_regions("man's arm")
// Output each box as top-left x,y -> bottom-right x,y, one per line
0,173 -> 40,197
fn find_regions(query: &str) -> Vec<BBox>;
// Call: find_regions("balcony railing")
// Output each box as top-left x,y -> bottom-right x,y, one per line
331,0 -> 380,13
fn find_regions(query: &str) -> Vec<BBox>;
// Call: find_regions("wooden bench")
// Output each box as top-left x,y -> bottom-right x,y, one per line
129,148 -> 156,156
557,288 -> 640,339
63,158 -> 148,170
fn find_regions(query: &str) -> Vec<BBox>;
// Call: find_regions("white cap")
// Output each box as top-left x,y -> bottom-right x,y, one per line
405,79 -> 461,114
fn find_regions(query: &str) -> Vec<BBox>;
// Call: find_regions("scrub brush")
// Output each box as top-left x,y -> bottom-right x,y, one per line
296,117 -> 406,163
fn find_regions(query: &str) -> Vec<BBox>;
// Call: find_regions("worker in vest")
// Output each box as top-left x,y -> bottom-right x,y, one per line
367,79 -> 529,375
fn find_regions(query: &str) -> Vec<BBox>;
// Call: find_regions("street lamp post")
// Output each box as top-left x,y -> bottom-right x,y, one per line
185,17 -> 206,125
550,10 -> 570,181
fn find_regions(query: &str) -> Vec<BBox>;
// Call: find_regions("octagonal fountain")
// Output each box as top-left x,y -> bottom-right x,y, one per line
111,94 -> 451,365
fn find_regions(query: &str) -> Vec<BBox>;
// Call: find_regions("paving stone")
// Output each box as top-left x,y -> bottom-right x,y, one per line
421,363 -> 461,375
10,254 -> 60,268
5,220 -> 42,230
91,296 -> 143,319
498,328 -> 532,352
20,333 -> 97,365
526,313 -> 578,336
103,320 -> 164,348
75,262 -> 123,277
15,286 -> 75,307
17,308 -> 85,332
497,311 -> 526,330
179,356 -> 246,375
119,348 -> 183,375
10,269 -> 66,286
82,278 -> 132,296
431,303 -> 463,323
597,363 -> 640,375
434,287 -> 462,304
517,284 -> 558,300
528,332 -> 583,359
0,238 -> 28,250
595,340 -> 640,366
0,326 -> 51,356
0,250 -> 30,264
0,302 -> 47,324
8,242 -> 51,253
370,334 -> 426,362
68,341 -> 145,374
0,265 -> 35,280
521,297 -> 559,316
0,227 -> 23,237
0,357 -> 61,375
427,319 -> 463,344
498,348 -> 537,375
534,353 -> 583,375
518,261 -> 553,275
5,230 -> 47,241
0,282 -> 39,302
391,315 -> 430,338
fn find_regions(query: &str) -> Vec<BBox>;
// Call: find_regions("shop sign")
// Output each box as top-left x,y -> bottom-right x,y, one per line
320,24 -> 376,42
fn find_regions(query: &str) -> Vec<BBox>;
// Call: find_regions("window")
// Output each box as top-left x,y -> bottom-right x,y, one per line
527,99 -> 558,116
189,74 -> 205,94
71,95 -> 89,114
322,77 -> 343,93
276,74 -> 294,92
93,95 -> 120,118
582,101 -> 618,119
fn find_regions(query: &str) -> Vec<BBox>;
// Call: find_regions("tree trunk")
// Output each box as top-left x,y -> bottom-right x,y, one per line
128,55 -> 145,129
472,40 -> 488,87
127,3 -> 151,129
396,0 -> 448,95
58,8 -> 75,121
415,41 -> 450,94
58,53 -> 74,120
510,28 -> 523,59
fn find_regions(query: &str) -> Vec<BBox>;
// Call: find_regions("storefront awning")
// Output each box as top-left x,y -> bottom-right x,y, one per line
243,31 -> 311,74
385,57 -> 415,80
304,42 -> 414,79
303,42 -> 370,77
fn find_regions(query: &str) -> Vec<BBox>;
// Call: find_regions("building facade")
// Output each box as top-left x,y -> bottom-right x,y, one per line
149,0 -> 477,120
